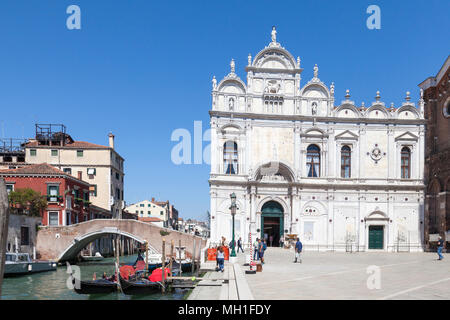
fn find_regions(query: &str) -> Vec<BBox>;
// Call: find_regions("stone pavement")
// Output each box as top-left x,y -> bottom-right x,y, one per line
240,247 -> 450,300
188,261 -> 254,300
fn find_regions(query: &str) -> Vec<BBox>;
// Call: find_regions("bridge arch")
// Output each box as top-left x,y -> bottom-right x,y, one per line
57,227 -> 159,262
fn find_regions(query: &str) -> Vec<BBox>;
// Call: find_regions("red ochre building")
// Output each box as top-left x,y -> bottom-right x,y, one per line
0,163 -> 109,226
419,55 -> 450,249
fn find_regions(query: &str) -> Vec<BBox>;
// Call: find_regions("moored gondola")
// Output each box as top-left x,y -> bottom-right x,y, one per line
72,278 -> 118,294
118,274 -> 165,295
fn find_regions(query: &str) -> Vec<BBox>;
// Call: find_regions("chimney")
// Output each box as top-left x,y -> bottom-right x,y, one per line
108,132 -> 115,149
152,197 -> 155,202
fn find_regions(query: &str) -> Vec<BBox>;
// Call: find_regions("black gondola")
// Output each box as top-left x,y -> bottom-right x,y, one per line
72,277 -> 118,294
119,274 -> 165,295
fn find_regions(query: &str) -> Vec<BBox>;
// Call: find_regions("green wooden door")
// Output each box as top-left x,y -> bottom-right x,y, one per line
261,201 -> 284,241
368,226 -> 384,249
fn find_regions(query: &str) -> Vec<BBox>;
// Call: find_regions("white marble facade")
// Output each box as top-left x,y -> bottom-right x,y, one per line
209,28 -> 425,252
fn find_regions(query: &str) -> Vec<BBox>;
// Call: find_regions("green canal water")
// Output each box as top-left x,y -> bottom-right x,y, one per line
1,254 -> 190,300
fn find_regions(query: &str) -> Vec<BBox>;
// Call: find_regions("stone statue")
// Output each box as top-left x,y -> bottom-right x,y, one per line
229,98 -> 234,110
212,76 -> 217,90
311,102 -> 317,115
330,82 -> 335,96
313,64 -> 318,78
230,59 -> 235,73
271,26 -> 277,43
297,56 -> 301,68
248,53 -> 252,66
420,88 -> 424,99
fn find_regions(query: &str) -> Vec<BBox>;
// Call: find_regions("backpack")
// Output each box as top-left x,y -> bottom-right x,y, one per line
263,243 -> 267,251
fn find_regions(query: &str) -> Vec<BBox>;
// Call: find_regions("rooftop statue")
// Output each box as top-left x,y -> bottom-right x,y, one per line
271,26 -> 277,43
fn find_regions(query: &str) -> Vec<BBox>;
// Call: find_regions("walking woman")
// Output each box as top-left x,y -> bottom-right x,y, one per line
217,246 -> 225,272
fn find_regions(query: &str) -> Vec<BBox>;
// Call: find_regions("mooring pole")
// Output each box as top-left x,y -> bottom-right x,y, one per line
178,239 -> 182,276
169,240 -> 174,276
0,179 -> 11,298
162,238 -> 166,294
192,238 -> 196,274
145,241 -> 149,275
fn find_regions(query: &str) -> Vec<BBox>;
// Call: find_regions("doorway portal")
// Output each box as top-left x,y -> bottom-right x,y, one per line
261,201 -> 284,247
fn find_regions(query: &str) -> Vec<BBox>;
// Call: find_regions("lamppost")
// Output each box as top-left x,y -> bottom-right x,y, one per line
230,192 -> 237,257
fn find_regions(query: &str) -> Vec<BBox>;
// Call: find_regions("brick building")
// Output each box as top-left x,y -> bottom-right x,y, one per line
419,55 -> 450,249
0,163 -> 92,226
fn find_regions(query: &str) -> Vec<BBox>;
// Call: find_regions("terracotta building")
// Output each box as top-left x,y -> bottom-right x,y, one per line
419,55 -> 450,249
0,163 -> 92,226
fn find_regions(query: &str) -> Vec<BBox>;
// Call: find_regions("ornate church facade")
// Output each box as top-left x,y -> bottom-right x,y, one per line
209,28 -> 426,251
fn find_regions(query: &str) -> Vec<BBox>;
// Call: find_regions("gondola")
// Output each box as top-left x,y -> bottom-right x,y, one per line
171,261 -> 193,275
72,277 -> 118,294
119,274 -> 165,295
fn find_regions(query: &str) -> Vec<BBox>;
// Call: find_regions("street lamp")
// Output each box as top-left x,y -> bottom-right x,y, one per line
230,192 -> 237,257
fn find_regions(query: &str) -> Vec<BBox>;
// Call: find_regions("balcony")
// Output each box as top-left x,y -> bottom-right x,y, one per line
47,195 -> 63,203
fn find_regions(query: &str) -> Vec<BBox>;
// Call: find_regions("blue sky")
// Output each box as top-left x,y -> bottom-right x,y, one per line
0,1 -> 449,220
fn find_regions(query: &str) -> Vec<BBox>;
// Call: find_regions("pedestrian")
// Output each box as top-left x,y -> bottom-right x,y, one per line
269,235 -> 273,247
217,246 -> 225,272
280,236 -> 284,248
253,238 -> 259,260
237,237 -> 244,253
215,245 -> 220,270
264,233 -> 268,243
437,236 -> 444,260
258,239 -> 267,264
294,237 -> 303,263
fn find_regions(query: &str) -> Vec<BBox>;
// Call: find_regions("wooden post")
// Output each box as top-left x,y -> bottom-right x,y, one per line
178,239 -> 182,276
0,179 -> 11,298
161,238 -> 166,294
169,240 -> 174,276
144,241 -> 149,275
192,238 -> 196,273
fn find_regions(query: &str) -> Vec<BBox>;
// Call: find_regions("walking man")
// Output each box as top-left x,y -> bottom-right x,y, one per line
237,237 -> 244,253
294,237 -> 303,263
217,246 -> 225,272
254,238 -> 259,261
437,236 -> 444,260
269,235 -> 273,247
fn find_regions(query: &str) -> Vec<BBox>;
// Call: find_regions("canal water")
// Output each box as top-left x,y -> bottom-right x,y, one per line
1,254 -> 190,300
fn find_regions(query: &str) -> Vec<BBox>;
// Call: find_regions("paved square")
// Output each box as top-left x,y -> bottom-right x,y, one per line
240,248 -> 450,300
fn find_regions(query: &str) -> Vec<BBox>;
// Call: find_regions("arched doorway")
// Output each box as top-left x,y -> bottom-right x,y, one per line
261,201 -> 284,247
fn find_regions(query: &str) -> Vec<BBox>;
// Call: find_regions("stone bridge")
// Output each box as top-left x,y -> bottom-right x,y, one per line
36,219 -> 207,262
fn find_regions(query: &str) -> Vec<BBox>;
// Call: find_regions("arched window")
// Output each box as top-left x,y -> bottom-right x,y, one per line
306,144 -> 320,177
401,147 -> 411,179
341,145 -> 351,178
224,141 -> 238,174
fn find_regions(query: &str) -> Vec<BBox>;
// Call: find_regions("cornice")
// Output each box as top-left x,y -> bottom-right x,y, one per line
209,111 -> 426,125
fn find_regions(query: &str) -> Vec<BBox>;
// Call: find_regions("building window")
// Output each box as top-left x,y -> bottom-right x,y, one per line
401,147 -> 411,179
63,168 -> 72,175
148,211 -> 151,215
6,184 -> 14,194
87,168 -> 96,175
51,150 -> 58,156
306,144 -> 321,177
140,204 -> 144,207
89,185 -> 97,197
116,188 -> 120,200
77,150 -> 83,157
160,211 -> 164,215
20,226 -> 30,245
223,141 -> 238,174
341,145 -> 351,178
47,185 -> 59,202
30,149 -> 37,156
49,212 -> 59,226
115,172 -> 120,180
